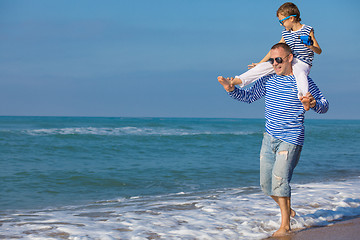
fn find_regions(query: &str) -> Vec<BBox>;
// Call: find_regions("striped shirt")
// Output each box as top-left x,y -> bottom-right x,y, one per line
282,25 -> 314,66
228,74 -> 329,146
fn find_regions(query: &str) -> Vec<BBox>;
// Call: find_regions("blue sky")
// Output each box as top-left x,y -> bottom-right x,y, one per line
0,0 -> 359,119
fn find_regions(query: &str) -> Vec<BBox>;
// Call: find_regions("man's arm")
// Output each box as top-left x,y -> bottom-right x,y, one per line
218,75 -> 269,104
308,77 -> 329,114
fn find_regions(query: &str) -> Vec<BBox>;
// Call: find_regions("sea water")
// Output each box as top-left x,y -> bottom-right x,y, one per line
0,117 -> 359,239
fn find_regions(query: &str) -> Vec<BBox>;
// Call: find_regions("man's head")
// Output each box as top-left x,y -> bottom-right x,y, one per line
269,43 -> 293,76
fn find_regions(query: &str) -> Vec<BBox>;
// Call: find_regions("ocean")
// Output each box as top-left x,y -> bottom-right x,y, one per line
0,116 -> 359,239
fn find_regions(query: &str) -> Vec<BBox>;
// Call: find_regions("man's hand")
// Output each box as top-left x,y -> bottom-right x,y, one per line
300,92 -> 316,111
218,76 -> 235,92
308,92 -> 316,108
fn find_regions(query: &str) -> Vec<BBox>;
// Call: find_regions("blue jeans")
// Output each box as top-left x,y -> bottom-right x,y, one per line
260,132 -> 302,197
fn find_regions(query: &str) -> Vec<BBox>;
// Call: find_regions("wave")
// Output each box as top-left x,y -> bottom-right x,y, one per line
21,127 -> 259,137
1,177 -> 359,239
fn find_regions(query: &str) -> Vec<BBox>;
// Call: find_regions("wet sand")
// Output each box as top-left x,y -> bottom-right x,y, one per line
267,217 -> 360,240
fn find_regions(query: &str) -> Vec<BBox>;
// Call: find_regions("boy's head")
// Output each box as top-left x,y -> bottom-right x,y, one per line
277,2 -> 301,22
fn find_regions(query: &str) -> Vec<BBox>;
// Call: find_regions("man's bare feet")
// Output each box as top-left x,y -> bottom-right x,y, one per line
272,227 -> 291,237
290,208 -> 296,218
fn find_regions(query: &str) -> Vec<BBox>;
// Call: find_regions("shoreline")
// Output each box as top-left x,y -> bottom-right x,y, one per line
267,217 -> 360,240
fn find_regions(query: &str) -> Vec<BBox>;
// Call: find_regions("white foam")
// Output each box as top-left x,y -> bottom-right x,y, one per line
23,127 -> 257,137
1,177 -> 359,239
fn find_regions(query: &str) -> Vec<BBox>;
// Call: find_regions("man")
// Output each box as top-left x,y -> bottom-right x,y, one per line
218,43 -> 329,237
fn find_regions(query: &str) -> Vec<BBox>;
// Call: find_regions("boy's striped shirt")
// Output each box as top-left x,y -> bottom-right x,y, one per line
282,25 -> 314,66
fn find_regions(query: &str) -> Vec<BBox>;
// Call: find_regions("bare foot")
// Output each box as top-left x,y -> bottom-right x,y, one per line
217,76 -> 230,85
290,208 -> 296,218
272,227 -> 291,237
300,96 -> 310,111
217,76 -> 234,92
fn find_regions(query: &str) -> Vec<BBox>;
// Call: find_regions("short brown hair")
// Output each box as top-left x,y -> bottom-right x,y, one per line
277,2 -> 301,22
271,43 -> 292,55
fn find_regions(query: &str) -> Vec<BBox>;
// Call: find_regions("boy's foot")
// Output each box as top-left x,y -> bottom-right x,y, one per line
300,96 -> 310,111
217,76 -> 229,84
217,76 -> 234,92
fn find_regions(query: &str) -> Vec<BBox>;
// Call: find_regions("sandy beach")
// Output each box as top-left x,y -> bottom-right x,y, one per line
267,217 -> 360,240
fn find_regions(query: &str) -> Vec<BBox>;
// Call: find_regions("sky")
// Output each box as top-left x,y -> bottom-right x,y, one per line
0,0 -> 359,119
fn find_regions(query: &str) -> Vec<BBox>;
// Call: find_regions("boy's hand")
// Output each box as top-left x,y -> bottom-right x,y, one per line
218,76 -> 235,92
248,63 -> 258,69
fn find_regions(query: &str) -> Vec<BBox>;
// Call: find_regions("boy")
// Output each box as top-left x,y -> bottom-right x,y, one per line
230,2 -> 322,111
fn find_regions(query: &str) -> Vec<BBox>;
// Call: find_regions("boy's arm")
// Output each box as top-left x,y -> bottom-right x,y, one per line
248,51 -> 271,69
307,29 -> 322,54
248,37 -> 285,69
233,36 -> 283,86
256,50 -> 271,65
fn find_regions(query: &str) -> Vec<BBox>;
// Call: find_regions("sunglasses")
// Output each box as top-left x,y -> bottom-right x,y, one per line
268,54 -> 290,64
279,15 -> 297,25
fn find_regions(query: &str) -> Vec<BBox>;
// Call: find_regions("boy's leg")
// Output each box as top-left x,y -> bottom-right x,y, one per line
292,59 -> 311,110
234,62 -> 275,87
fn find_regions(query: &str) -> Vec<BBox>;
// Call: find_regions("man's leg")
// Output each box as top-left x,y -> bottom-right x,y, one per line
259,133 -> 276,196
271,196 -> 291,236
271,196 -> 296,218
270,141 -> 302,236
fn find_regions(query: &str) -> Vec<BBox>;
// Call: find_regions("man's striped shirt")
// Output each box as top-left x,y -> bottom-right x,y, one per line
228,74 -> 329,146
282,25 -> 314,66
